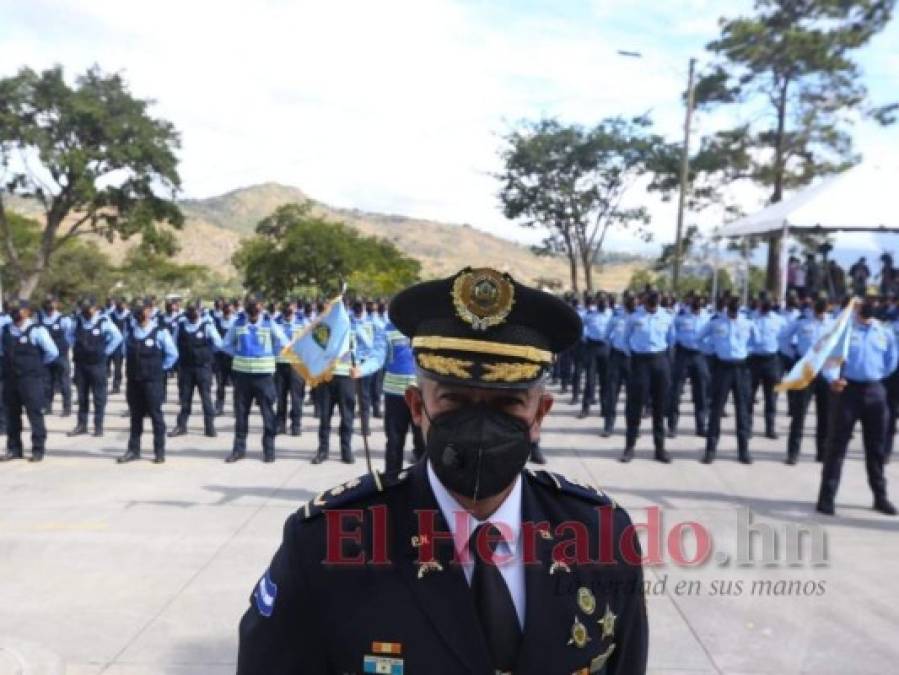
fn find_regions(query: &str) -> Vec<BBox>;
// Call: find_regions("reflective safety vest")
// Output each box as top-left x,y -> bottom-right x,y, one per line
383,325 -> 416,396
232,316 -> 276,374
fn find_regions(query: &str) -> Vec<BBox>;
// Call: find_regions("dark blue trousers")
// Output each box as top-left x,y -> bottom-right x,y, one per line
820,380 -> 888,503
667,346 -> 709,434
604,348 -> 630,433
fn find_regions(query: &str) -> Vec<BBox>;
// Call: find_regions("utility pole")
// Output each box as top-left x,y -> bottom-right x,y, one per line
672,57 -> 696,293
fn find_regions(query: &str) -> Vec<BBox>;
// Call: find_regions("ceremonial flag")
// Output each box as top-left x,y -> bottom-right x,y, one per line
281,296 -> 350,387
775,298 -> 857,392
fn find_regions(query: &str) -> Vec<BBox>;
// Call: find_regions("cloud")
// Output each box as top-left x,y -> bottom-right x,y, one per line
1,0 -> 897,257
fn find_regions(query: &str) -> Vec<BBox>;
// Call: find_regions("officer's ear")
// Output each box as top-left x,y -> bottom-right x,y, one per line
528,387 -> 554,442
405,385 -> 424,427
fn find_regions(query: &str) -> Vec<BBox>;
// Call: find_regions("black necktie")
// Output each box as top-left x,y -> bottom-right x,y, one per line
469,523 -> 522,671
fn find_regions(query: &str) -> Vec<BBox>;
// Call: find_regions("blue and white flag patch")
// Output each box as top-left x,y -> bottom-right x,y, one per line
254,569 -> 278,618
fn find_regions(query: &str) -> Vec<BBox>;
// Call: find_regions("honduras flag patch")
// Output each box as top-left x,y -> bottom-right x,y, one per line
254,569 -> 278,617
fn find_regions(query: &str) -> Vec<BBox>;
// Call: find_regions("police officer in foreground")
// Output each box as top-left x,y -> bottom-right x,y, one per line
67,296 -> 122,437
169,300 -> 222,438
118,299 -> 179,464
237,267 -> 648,675
0,300 -> 59,462
817,295 -> 897,516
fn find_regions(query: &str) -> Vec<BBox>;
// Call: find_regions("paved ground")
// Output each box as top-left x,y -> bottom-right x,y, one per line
0,384 -> 897,674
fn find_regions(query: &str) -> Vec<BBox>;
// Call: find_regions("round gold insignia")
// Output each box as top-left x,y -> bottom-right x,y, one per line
577,587 -> 596,615
567,616 -> 591,648
451,268 -> 515,331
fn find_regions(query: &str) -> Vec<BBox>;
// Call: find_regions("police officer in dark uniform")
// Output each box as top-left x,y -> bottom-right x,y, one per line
817,296 -> 897,516
274,300 -> 307,436
67,296 -> 122,437
0,300 -> 59,462
236,267 -> 648,675
118,299 -> 179,464
169,300 -> 222,438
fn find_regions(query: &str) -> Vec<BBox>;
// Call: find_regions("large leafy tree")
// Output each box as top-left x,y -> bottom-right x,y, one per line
233,203 -> 421,298
687,0 -> 896,292
498,116 -> 661,293
0,65 -> 183,297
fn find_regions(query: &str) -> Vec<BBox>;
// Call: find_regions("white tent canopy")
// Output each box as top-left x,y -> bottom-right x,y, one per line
718,162 -> 899,238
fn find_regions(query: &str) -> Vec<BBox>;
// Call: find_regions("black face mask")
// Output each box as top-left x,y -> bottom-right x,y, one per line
424,404 -> 534,501
186,309 -> 199,322
860,302 -> 875,320
10,309 -> 23,324
246,303 -> 260,318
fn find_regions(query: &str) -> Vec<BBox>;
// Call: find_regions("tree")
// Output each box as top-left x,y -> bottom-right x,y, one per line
116,247 -> 210,298
233,203 -> 421,298
498,117 -> 661,292
0,210 -> 117,303
0,65 -> 183,297
688,0 -> 896,293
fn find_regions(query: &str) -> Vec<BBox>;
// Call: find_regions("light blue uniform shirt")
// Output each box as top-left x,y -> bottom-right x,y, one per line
779,315 -> 832,360
125,322 -> 180,371
699,314 -> 757,361
673,309 -> 708,351
750,311 -> 786,356
39,310 -> 75,347
0,318 -> 59,364
174,318 -> 223,351
823,320 -> 898,383
624,308 -> 674,354
606,308 -> 631,352
583,308 -> 612,342
74,313 -> 124,356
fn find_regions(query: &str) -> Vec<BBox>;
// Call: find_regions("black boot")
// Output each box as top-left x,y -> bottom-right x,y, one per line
816,484 -> 836,515
67,423 -> 88,437
225,450 -> 245,463
701,446 -> 716,464
214,401 -> 224,416
262,453 -> 275,463
152,452 -> 165,464
117,449 -> 140,464
276,420 -> 287,435
204,418 -> 217,438
167,425 -> 188,438
92,425 -> 104,437
0,451 -> 23,461
29,451 -> 44,463
341,450 -> 356,464
619,446 -> 634,463
738,444 -> 753,464
61,407 -> 72,418
874,496 -> 898,516
290,424 -> 301,436
311,449 -> 328,464
655,447 -> 672,464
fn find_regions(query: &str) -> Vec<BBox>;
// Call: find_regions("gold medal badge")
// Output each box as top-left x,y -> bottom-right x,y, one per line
452,268 -> 515,331
577,587 -> 596,615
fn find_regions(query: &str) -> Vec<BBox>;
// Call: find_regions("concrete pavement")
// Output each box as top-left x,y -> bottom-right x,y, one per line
0,385 -> 897,674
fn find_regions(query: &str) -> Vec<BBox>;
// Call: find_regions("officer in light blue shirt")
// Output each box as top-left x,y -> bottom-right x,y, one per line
667,294 -> 710,438
119,300 -> 179,464
0,300 -> 59,462
365,300 -> 387,419
818,296 -> 897,516
274,300 -> 308,437
621,291 -> 674,463
748,296 -> 786,439
601,294 -> 633,436
169,300 -> 223,439
0,305 -> 8,435
579,292 -> 613,420
885,315 -> 899,463
39,294 -> 74,416
698,296 -> 757,464
781,297 -> 833,464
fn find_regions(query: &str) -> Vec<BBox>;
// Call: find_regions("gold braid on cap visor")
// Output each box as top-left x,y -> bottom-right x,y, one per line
411,336 -> 553,364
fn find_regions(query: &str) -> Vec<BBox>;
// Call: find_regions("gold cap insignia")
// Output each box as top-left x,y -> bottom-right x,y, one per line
452,268 -> 515,331
567,616 -> 591,648
577,587 -> 596,615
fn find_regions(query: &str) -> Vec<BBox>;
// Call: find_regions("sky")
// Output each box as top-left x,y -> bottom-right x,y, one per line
2,0 -> 898,257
